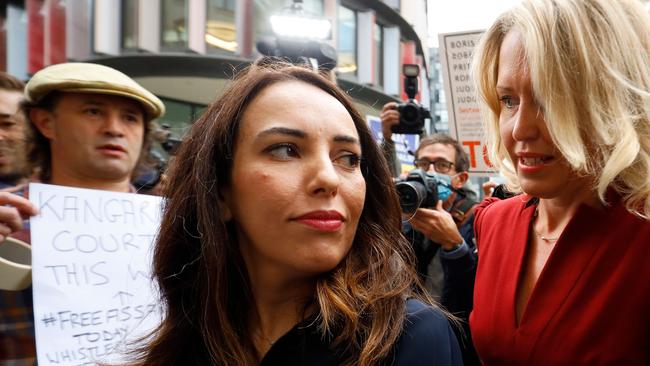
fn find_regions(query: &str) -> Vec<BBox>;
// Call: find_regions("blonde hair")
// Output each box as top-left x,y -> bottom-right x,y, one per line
473,0 -> 650,218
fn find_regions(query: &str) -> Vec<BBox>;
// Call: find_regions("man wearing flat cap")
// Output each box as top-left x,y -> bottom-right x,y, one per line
0,62 -> 165,365
24,62 -> 165,190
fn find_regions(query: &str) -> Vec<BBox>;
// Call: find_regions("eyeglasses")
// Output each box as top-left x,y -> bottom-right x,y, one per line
413,158 -> 454,174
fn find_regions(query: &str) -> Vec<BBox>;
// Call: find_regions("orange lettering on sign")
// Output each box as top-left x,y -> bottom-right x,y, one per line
482,145 -> 493,167
462,141 -> 481,168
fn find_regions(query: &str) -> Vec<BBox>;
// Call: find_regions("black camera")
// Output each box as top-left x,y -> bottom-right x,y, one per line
133,124 -> 182,191
256,36 -> 338,71
395,169 -> 440,213
393,64 -> 431,135
153,123 -> 182,155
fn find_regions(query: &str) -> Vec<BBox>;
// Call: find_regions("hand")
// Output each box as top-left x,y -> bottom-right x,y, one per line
380,102 -> 400,141
482,181 -> 498,197
0,192 -> 39,243
409,200 -> 463,250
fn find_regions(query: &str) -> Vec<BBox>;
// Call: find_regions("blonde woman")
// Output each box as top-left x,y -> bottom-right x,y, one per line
470,0 -> 650,364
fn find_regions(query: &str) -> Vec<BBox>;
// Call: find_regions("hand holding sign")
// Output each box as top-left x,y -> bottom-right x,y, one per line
0,191 -> 38,242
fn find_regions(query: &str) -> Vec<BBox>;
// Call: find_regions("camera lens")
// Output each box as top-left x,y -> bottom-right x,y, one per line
400,104 -> 419,125
396,181 -> 427,213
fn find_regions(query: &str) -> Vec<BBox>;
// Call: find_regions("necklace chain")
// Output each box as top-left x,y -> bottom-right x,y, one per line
533,206 -> 560,242
534,229 -> 559,242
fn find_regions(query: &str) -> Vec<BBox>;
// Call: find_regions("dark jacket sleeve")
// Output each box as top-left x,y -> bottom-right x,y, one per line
391,299 -> 463,365
440,197 -> 504,316
439,212 -> 479,366
439,197 -> 503,366
440,212 -> 477,318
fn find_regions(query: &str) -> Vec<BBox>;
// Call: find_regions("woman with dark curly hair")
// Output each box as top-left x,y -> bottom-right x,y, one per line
129,60 -> 462,365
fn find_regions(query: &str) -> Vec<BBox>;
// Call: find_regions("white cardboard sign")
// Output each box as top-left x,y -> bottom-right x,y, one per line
439,30 -> 497,176
29,183 -> 163,365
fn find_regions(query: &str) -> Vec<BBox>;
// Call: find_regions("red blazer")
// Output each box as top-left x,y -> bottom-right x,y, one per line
471,195 -> 650,365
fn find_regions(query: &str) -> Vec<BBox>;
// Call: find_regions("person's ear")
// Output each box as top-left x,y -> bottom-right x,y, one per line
217,187 -> 233,221
452,171 -> 469,189
29,108 -> 56,140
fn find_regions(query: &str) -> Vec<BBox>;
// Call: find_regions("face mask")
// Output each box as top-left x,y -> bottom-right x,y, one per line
428,172 -> 454,202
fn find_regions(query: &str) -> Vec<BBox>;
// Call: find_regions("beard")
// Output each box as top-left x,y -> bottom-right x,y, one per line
0,141 -> 29,185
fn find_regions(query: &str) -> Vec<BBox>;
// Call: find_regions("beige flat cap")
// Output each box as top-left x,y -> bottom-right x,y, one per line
25,62 -> 165,119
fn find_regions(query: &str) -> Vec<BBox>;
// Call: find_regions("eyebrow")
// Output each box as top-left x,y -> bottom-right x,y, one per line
81,99 -> 142,116
256,126 -> 360,145
333,135 -> 359,144
257,127 -> 307,139
495,85 -> 514,93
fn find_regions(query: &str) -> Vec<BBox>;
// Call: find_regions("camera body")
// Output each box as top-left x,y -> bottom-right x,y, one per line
133,124 -> 182,191
392,64 -> 431,135
395,169 -> 440,213
256,36 -> 338,71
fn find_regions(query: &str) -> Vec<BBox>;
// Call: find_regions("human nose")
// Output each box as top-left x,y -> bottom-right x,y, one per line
511,101 -> 543,141
101,112 -> 125,137
307,153 -> 340,197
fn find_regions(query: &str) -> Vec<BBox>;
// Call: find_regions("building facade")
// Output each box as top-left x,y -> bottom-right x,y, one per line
0,0 -> 430,141
428,47 -> 448,134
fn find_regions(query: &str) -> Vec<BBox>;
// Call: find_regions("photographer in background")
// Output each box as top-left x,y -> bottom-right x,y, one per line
380,105 -> 478,290
381,105 -> 479,365
133,122 -> 182,195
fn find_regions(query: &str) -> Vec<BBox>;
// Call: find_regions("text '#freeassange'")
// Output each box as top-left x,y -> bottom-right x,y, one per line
39,303 -> 163,364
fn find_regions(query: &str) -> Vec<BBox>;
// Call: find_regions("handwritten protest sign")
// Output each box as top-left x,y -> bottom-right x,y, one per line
29,183 -> 163,365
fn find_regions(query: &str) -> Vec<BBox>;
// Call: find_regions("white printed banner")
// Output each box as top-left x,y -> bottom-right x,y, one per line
29,183 -> 163,365
439,30 -> 497,176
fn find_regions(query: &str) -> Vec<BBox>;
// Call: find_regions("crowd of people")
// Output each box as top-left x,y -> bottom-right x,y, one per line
0,0 -> 649,365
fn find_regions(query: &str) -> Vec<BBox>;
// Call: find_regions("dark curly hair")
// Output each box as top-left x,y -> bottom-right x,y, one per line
130,60 -> 433,365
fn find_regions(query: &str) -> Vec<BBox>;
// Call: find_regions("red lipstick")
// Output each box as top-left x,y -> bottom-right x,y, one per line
294,210 -> 344,232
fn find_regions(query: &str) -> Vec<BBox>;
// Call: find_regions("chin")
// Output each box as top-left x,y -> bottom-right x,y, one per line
94,164 -> 134,180
519,182 -> 561,199
295,251 -> 348,275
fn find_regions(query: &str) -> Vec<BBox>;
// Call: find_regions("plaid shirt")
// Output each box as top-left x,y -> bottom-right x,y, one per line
0,183 -> 139,365
0,185 -> 34,365
0,284 -> 35,365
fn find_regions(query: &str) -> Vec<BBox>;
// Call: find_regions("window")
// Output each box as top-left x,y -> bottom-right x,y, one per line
374,23 -> 383,87
156,97 -> 204,157
161,0 -> 188,50
121,0 -> 138,50
253,0 -> 324,52
337,5 -> 356,78
206,0 -> 237,54
383,0 -> 400,11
